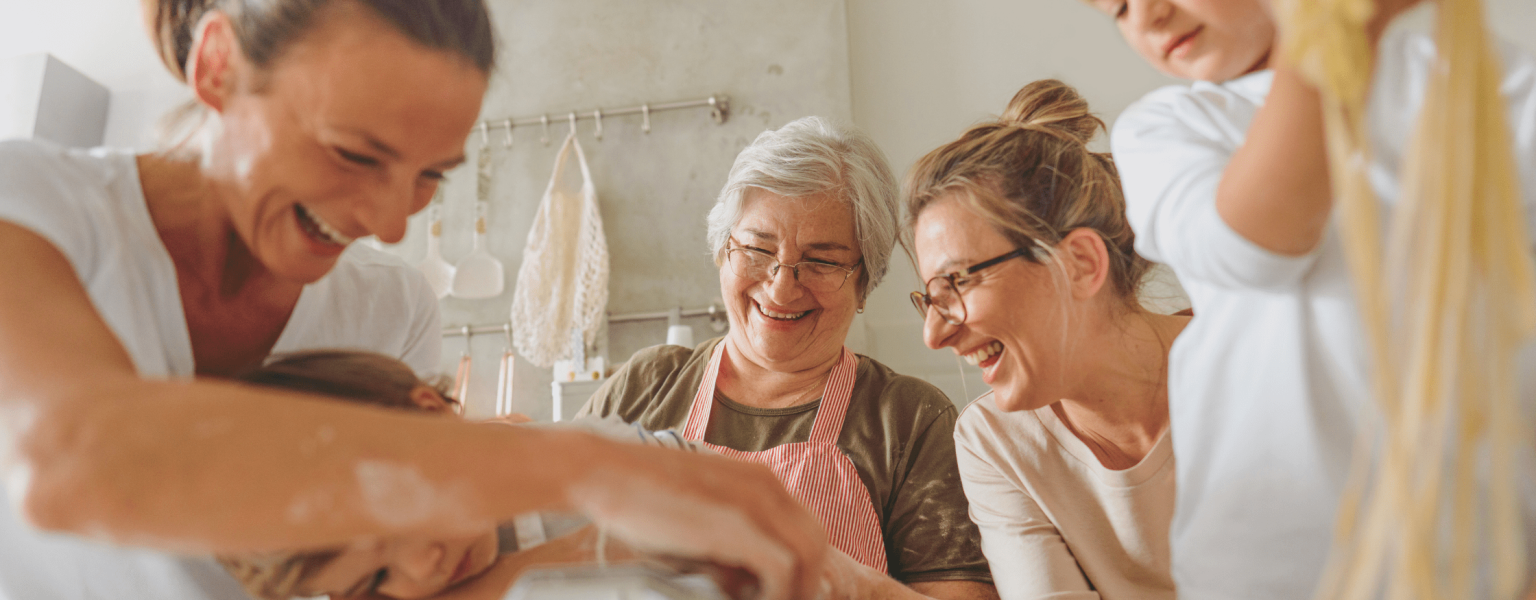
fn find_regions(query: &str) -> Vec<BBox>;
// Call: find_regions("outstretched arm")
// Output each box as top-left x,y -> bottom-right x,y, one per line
0,222 -> 828,600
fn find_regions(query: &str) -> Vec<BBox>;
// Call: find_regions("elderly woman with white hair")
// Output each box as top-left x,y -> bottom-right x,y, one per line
578,117 -> 996,600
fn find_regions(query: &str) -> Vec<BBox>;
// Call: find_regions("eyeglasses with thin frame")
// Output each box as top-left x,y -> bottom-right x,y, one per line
911,248 -> 1034,325
725,242 -> 862,293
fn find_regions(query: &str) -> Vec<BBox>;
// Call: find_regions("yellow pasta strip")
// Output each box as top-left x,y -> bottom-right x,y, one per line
1275,0 -> 1535,598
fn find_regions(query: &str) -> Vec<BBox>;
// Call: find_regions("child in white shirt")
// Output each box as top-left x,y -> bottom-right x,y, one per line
1093,0 -> 1536,598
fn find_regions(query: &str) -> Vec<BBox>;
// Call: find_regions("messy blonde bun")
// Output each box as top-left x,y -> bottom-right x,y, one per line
1000,79 -> 1103,145
905,79 -> 1149,303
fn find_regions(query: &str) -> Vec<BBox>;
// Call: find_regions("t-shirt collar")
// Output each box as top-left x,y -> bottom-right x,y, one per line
1191,69 -> 1276,105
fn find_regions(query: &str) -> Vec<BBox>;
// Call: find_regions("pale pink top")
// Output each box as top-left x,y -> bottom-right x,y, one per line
954,394 -> 1175,600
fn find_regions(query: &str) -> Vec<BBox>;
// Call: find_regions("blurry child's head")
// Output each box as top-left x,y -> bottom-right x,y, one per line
1085,0 -> 1275,82
219,350 -> 498,600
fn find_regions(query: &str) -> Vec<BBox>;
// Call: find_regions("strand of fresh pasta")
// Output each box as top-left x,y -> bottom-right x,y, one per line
1275,0 -> 1536,598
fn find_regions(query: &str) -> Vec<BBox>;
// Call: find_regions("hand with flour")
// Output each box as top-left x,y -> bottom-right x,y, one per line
817,547 -> 984,600
565,438 -> 830,600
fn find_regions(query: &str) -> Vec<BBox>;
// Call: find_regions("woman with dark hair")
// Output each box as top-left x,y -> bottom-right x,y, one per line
0,2 -> 827,599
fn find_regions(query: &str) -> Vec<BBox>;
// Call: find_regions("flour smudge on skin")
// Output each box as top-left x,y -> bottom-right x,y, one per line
355,460 -> 441,528
352,460 -> 486,536
568,466 -> 798,600
285,487 -> 337,525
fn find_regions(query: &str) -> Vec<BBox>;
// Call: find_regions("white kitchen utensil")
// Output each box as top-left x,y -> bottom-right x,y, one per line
453,351 -> 471,415
510,131 -> 609,367
665,307 -> 694,347
496,325 -> 516,417
452,200 -> 505,298
415,203 -> 455,299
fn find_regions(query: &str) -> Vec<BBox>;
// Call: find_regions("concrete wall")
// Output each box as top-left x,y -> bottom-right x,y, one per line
400,0 -> 855,419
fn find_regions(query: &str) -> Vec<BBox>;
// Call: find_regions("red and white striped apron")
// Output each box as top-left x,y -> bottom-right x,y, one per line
682,342 -> 889,573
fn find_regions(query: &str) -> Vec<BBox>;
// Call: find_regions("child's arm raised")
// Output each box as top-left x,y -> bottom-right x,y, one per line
1216,0 -> 1423,256
1214,67 -> 1332,256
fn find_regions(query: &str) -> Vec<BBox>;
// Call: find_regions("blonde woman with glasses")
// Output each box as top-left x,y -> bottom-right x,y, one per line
579,117 -> 998,600
907,80 -> 1190,600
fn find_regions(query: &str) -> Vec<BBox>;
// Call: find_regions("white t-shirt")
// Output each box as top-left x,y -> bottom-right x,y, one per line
956,394 -> 1175,600
1111,31 -> 1536,599
0,140 -> 442,599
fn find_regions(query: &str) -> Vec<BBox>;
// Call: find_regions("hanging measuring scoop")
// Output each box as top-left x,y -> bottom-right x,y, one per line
415,203 -> 456,299
451,144 -> 506,299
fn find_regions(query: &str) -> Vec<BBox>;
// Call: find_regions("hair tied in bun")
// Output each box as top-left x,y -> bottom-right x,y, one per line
905,79 -> 1149,303
1001,79 -> 1102,146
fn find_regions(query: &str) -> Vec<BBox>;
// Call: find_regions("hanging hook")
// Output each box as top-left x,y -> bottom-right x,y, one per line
567,112 -> 577,138
641,103 -> 651,134
707,302 -> 727,333
708,95 -> 728,125
540,114 -> 551,146
461,325 -> 473,355
593,109 -> 603,141
502,118 -> 514,149
503,322 -> 513,348
478,122 -> 490,149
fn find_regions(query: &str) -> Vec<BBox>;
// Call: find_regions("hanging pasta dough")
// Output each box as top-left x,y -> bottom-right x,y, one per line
1276,0 -> 1536,598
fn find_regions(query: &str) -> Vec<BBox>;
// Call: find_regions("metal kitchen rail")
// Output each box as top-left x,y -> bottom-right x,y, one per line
442,303 -> 726,338
473,95 -> 730,146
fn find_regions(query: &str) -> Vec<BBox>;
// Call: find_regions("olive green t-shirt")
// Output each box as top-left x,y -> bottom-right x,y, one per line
576,338 -> 991,585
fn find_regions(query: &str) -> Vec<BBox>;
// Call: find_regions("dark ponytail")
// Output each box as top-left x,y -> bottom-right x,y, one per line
144,0 -> 497,82
146,0 -> 213,83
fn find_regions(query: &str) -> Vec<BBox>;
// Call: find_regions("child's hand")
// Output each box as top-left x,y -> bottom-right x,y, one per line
1263,0 -> 1426,44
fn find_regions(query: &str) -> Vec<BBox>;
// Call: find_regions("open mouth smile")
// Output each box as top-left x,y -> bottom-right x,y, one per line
754,300 -> 812,321
964,340 -> 1004,367
294,204 -> 355,246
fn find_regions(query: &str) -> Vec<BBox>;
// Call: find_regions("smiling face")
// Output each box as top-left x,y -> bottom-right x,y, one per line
913,196 -> 1080,411
1086,0 -> 1275,82
721,191 -> 863,371
199,3 -> 487,283
301,529 -> 498,599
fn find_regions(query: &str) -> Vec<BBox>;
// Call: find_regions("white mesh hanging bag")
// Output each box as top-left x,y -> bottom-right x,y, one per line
510,131 -> 609,367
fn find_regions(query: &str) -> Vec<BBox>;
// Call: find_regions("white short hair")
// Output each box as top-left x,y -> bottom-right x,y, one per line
706,116 -> 899,301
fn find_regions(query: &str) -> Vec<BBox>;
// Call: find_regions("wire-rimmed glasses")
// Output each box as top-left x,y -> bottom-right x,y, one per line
725,244 -> 862,293
911,248 -> 1033,325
